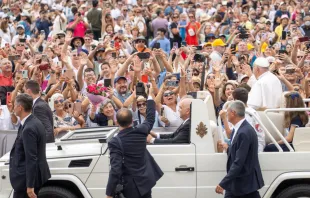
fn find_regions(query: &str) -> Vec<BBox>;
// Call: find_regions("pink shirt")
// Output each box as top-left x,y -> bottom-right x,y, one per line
68,21 -> 87,37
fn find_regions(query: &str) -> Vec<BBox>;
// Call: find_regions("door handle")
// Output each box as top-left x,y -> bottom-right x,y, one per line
175,166 -> 195,172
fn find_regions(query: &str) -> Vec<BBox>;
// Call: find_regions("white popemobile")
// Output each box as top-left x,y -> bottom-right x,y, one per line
0,92 -> 310,198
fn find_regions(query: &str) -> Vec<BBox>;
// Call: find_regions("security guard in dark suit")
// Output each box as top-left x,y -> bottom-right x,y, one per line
216,101 -> 264,198
106,90 -> 163,198
10,94 -> 51,198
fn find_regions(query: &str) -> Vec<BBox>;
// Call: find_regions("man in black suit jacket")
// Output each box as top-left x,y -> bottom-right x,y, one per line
24,80 -> 54,143
216,101 -> 264,198
106,92 -> 163,198
10,94 -> 51,198
147,98 -> 192,144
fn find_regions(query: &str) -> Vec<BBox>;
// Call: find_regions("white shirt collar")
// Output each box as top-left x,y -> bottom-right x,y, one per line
21,114 -> 31,126
233,118 -> 246,132
33,96 -> 40,106
183,118 -> 190,125
231,118 -> 246,142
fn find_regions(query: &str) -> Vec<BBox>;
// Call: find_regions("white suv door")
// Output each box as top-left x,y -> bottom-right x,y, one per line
147,143 -> 197,198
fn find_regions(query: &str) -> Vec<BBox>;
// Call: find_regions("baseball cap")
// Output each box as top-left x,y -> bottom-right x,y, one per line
247,43 -> 254,50
212,39 -> 226,47
281,15 -> 289,20
114,76 -> 127,84
253,57 -> 270,68
16,24 -> 25,29
204,42 -> 212,47
266,56 -> 276,63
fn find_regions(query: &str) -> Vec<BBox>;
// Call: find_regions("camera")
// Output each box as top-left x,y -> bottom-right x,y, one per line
136,82 -> 145,96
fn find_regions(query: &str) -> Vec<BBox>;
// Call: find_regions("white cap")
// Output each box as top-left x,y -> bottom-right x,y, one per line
20,11 -> 30,17
254,57 -> 270,68
16,24 -> 25,29
266,56 -> 276,63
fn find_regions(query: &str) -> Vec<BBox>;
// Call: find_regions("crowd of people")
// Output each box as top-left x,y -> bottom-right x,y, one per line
0,0 -> 309,153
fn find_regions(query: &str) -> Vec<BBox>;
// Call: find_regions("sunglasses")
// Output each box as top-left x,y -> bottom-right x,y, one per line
54,99 -> 64,104
164,92 -> 174,97
137,103 -> 146,108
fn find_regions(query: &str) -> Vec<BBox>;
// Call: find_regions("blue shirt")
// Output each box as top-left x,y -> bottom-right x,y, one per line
164,6 -> 183,16
149,37 -> 170,55
157,69 -> 167,88
113,89 -> 131,104
35,19 -> 52,39
19,21 -> 31,36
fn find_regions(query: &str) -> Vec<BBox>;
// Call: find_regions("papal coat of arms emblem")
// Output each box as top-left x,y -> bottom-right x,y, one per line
196,122 -> 208,138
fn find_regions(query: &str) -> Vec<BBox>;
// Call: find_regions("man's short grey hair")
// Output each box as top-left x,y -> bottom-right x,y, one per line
15,93 -> 33,112
228,100 -> 245,117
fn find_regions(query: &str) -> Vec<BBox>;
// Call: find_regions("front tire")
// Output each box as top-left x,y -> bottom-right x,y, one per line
39,186 -> 78,198
276,184 -> 310,198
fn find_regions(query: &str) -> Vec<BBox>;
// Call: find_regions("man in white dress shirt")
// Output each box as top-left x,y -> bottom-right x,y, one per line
247,57 -> 283,110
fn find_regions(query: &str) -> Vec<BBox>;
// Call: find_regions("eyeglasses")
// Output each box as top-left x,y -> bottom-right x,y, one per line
173,16 -> 179,18
163,92 -> 174,97
54,99 -> 64,104
17,44 -> 24,47
137,103 -> 146,108
137,40 -> 145,43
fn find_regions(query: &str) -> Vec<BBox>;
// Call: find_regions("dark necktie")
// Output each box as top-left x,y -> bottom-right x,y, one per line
230,129 -> 235,145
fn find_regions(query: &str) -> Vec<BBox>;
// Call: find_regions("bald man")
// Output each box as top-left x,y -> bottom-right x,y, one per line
147,98 -> 192,144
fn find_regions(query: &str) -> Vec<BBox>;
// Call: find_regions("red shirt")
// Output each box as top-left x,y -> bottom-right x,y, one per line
68,21 -> 87,37
0,74 -> 13,86
185,22 -> 200,46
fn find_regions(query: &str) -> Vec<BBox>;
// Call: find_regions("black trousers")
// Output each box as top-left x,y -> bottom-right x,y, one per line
13,188 -> 40,198
224,190 -> 261,198
92,30 -> 102,41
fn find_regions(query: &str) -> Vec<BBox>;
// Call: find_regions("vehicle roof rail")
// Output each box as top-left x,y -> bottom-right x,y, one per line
55,127 -> 119,150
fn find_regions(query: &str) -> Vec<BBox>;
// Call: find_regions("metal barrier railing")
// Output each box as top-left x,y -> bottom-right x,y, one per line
264,108 -> 310,152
